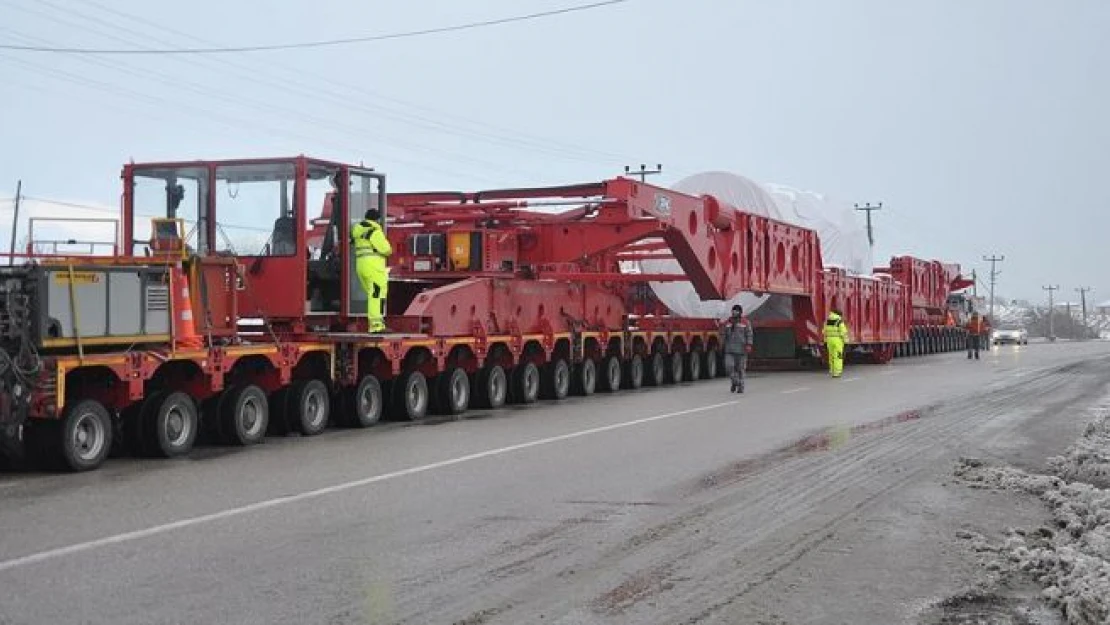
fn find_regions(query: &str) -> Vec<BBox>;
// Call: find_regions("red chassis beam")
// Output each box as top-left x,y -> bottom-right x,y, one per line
384,178 -> 968,349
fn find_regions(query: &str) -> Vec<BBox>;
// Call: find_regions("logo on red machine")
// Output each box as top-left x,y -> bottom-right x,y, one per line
653,193 -> 672,217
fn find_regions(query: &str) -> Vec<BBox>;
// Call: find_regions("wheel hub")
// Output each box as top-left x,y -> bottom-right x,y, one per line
306,392 -> 323,426
359,386 -> 375,415
241,398 -> 260,434
491,372 -> 506,400
72,414 -> 104,460
166,407 -> 187,444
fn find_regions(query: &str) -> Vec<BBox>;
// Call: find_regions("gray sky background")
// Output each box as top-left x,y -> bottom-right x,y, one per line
0,0 -> 1107,304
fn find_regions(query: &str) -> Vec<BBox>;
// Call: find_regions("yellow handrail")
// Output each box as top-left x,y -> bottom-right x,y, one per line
66,264 -> 85,363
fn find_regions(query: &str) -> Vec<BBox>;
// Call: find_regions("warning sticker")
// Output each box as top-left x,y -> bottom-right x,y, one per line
53,271 -> 102,285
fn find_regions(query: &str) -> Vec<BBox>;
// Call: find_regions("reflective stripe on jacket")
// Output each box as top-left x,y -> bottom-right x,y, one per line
350,220 -> 392,260
822,313 -> 849,342
721,317 -> 753,354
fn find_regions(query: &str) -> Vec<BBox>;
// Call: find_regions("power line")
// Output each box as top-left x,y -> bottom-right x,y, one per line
20,196 -> 117,213
0,3 -> 631,183
0,0 -> 632,55
0,16 -> 537,183
0,47 -> 505,186
20,0 -> 629,167
67,0 -> 633,165
2,0 -> 655,190
17,195 -> 268,233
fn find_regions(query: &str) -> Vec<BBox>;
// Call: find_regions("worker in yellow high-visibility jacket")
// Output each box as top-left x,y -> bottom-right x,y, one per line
822,309 -> 849,378
350,208 -> 392,332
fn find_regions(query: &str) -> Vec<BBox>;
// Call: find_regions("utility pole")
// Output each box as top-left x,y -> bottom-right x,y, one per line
623,164 -> 662,183
854,202 -> 882,247
983,254 -> 1004,322
7,180 -> 21,266
1043,284 -> 1059,340
1077,287 -> 1092,340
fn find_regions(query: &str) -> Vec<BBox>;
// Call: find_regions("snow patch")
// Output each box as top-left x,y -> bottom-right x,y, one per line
953,402 -> 1110,624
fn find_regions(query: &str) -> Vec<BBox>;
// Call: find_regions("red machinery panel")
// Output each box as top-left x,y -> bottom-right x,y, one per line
875,275 -> 908,342
881,256 -> 948,312
740,214 -> 768,294
857,278 -> 880,343
763,220 -> 815,295
820,268 -> 861,343
403,277 -> 628,337
194,257 -> 240,337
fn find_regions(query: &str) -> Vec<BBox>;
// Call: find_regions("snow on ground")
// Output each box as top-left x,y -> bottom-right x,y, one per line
954,399 -> 1110,624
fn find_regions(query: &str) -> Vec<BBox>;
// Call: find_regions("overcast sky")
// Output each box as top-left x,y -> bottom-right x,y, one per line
0,0 -> 1107,304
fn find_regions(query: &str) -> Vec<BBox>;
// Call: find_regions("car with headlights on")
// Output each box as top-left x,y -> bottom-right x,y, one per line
992,326 -> 1029,345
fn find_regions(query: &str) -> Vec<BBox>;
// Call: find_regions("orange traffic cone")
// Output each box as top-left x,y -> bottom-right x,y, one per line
170,264 -> 203,349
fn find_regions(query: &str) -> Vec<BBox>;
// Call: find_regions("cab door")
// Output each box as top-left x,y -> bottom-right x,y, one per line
343,168 -> 387,318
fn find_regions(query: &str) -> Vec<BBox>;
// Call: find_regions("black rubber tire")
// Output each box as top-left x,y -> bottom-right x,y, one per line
645,352 -> 666,387
573,359 -> 597,396
267,387 -> 292,435
108,404 -> 133,458
666,352 -> 684,384
145,391 -> 198,459
198,394 -> 223,445
133,391 -> 167,457
474,365 -> 508,410
624,354 -> 644,389
118,401 -> 146,457
704,348 -> 719,379
343,375 -> 383,428
290,379 -> 330,436
540,359 -> 571,400
433,367 -> 470,416
509,362 -> 540,404
686,350 -> 702,381
598,356 -> 622,392
394,371 -> 429,420
58,399 -> 113,472
220,385 -> 269,445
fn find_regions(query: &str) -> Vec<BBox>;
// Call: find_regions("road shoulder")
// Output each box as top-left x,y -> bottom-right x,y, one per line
712,370 -> 1109,625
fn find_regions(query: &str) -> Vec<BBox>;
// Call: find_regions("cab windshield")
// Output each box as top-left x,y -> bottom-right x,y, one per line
129,165 -> 209,255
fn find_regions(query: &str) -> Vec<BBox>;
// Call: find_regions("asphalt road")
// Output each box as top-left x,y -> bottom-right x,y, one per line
1,340 -> 1108,624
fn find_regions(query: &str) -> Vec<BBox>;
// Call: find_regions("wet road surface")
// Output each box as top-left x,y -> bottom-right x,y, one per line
1,340 -> 1108,624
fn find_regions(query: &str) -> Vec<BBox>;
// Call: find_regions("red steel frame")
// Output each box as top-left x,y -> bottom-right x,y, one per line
381,177 -> 970,362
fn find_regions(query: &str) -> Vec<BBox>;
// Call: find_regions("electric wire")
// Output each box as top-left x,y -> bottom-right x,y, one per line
0,0 -> 631,55
43,0 -> 635,166
0,9 -> 543,182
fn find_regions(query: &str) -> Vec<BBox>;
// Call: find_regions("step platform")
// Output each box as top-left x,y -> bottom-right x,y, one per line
318,332 -> 430,342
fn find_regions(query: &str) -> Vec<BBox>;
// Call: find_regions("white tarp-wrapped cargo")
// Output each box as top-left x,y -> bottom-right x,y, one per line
636,171 -> 874,320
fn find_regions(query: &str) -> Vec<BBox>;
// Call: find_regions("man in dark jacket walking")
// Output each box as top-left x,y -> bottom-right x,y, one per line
721,304 -> 754,393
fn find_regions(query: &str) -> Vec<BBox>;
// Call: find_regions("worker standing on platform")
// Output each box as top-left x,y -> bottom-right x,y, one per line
721,304 -> 753,393
351,208 -> 392,333
823,309 -> 849,378
966,312 -> 985,360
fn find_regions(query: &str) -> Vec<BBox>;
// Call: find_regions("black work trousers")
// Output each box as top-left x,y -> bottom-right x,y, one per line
966,334 -> 981,359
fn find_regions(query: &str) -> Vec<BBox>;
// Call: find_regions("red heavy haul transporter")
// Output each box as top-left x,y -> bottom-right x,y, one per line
0,156 -> 974,472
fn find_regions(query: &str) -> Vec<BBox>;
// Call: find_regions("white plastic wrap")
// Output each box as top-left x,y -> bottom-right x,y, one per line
763,182 -> 873,276
634,171 -> 874,320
